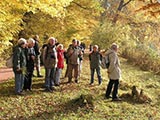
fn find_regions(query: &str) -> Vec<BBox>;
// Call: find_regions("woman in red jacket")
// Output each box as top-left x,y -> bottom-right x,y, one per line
55,44 -> 65,86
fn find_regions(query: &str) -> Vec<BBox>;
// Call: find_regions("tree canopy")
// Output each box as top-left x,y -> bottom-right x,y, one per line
0,0 -> 160,69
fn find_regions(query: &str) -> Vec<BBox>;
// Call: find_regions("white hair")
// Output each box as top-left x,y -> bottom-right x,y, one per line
28,38 -> 35,44
47,37 -> 56,43
93,45 -> 98,49
18,38 -> 27,45
57,44 -> 63,49
111,43 -> 119,50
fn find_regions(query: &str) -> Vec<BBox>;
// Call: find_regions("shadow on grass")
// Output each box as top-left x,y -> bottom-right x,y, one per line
9,94 -> 94,120
100,93 -> 149,105
0,80 -> 15,97
0,78 -> 46,97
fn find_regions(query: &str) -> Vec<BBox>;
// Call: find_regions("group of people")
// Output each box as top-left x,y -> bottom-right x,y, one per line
12,36 -> 121,101
12,37 -> 85,95
42,38 -> 84,92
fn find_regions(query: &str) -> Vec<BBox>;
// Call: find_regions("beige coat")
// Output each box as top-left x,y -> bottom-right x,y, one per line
106,49 -> 121,80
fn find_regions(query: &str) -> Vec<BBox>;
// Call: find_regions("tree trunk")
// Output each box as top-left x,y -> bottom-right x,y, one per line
113,0 -> 132,23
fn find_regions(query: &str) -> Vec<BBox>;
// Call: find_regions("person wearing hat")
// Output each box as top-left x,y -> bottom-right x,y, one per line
13,38 -> 27,95
105,43 -> 121,101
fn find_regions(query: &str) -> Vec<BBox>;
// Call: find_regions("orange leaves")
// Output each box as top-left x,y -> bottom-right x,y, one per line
135,2 -> 160,18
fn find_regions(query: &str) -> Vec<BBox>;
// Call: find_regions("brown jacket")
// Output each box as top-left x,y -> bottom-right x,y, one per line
67,45 -> 82,65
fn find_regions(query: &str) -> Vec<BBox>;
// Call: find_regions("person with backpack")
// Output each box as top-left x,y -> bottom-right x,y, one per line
42,37 -> 57,92
89,45 -> 103,85
105,43 -> 121,101
23,38 -> 36,92
13,38 -> 27,95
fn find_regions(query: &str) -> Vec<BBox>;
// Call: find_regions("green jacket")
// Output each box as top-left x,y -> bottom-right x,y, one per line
13,45 -> 27,74
89,51 -> 102,69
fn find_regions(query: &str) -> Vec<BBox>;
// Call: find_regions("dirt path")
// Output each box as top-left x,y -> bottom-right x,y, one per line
0,49 -> 91,83
0,67 -> 14,83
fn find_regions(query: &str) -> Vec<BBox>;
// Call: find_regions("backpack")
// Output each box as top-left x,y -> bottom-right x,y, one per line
6,55 -> 13,68
6,46 -> 16,68
100,53 -> 112,69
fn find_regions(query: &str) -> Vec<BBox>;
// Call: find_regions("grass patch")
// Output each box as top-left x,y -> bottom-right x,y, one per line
0,55 -> 160,120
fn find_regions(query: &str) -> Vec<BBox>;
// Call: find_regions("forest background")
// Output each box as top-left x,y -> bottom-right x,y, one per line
0,0 -> 160,73
1,1 -> 160,120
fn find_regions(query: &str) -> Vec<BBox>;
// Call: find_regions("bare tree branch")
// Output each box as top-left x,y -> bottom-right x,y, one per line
118,0 -> 133,11
114,0 -> 133,23
122,0 -> 133,8
72,1 -> 91,10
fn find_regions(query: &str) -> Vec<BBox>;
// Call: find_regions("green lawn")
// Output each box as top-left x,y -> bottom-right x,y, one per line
0,55 -> 160,120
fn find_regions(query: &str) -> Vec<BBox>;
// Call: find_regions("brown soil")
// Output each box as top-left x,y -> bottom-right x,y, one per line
0,67 -> 14,83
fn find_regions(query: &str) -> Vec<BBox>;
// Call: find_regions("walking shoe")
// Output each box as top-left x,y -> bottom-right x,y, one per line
33,74 -> 36,77
16,92 -> 25,96
28,89 -> 32,92
55,84 -> 60,86
89,82 -> 94,85
50,87 -> 56,91
68,78 -> 72,83
44,88 -> 53,93
37,74 -> 43,77
112,97 -> 122,101
99,82 -> 102,85
105,95 -> 112,99
75,79 -> 78,83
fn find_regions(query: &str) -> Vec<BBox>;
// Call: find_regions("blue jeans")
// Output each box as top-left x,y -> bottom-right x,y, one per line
55,68 -> 62,85
90,68 -> 102,84
45,67 -> 56,88
14,73 -> 25,93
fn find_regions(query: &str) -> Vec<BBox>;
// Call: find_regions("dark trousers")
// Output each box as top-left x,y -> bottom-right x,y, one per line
68,64 -> 79,82
24,70 -> 33,90
65,64 -> 69,77
90,68 -> 102,84
105,79 -> 119,99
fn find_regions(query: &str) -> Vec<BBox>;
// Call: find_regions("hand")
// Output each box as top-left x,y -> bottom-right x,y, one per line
16,68 -> 21,71
31,55 -> 35,60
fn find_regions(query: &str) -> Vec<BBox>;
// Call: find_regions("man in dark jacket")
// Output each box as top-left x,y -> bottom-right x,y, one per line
33,35 -> 43,77
13,38 -> 27,95
89,45 -> 102,85
23,38 -> 36,91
